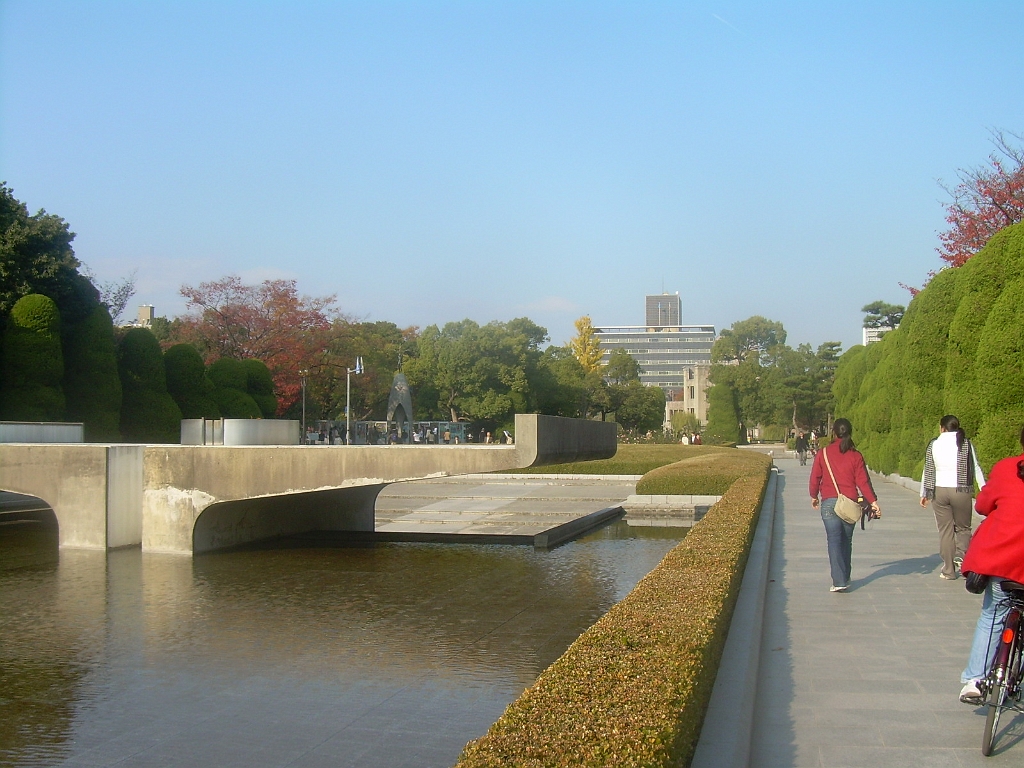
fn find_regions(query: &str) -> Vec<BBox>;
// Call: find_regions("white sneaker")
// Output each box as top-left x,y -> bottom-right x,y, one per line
829,585 -> 848,592
960,680 -> 983,704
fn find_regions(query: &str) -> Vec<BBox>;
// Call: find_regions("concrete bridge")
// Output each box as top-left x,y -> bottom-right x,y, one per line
0,415 -> 616,556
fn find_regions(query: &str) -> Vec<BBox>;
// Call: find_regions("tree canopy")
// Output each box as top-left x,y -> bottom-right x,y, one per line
861,301 -> 905,330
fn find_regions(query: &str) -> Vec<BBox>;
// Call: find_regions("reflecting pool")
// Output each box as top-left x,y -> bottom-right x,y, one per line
0,517 -> 685,768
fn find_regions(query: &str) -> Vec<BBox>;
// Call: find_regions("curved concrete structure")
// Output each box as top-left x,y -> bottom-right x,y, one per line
0,415 -> 616,555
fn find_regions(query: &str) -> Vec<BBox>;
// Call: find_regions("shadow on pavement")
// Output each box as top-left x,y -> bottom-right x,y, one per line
850,553 -> 943,590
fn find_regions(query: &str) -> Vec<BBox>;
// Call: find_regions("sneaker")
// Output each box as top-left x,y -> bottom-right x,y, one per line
829,585 -> 848,592
960,680 -> 984,704
940,572 -> 958,580
954,556 -> 964,571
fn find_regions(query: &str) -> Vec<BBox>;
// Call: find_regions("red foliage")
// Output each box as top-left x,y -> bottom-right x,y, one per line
176,276 -> 338,413
938,132 -> 1024,268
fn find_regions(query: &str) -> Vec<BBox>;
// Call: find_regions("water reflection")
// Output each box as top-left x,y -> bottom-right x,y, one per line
1,519 -> 684,768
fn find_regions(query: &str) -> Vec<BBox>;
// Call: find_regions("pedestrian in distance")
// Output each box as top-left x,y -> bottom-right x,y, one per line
809,418 -> 880,592
919,415 -> 985,580
957,425 -> 1024,703
795,431 -> 810,466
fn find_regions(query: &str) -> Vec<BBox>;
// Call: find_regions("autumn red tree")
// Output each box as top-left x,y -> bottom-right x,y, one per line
937,130 -> 1024,268
175,276 -> 338,412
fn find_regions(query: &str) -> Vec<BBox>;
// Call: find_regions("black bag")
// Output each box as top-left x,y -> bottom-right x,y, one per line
857,495 -> 878,530
964,571 -> 990,594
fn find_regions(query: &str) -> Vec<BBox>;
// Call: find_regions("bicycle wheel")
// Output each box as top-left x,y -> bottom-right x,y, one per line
982,681 -> 1007,756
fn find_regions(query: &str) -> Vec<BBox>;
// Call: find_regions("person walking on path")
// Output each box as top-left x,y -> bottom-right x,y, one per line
794,431 -> 809,465
809,418 -> 880,592
957,426 -> 1024,703
919,414 -> 986,580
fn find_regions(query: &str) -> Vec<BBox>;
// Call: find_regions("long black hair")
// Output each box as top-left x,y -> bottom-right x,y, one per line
832,418 -> 855,454
940,414 -> 965,450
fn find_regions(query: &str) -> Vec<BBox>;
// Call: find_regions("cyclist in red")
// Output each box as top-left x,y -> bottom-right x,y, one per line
958,426 -> 1024,703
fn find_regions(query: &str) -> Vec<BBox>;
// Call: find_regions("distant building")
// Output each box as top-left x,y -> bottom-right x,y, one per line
595,294 -> 715,428
862,326 -> 886,345
645,292 -> 682,328
137,305 -> 155,327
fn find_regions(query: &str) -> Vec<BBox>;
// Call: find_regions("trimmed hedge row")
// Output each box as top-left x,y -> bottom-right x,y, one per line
833,221 -> 1024,474
635,450 -> 759,496
456,449 -> 772,768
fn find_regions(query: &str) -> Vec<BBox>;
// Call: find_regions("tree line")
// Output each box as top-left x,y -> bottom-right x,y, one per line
0,184 -> 664,441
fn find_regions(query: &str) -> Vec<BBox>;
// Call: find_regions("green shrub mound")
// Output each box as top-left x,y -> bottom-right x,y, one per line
241,358 -> 277,418
0,293 -> 66,421
117,328 -> 181,443
636,451 -> 753,496
507,445 -> 725,476
456,449 -> 772,768
834,221 -> 1024,475
164,343 -> 220,419
208,357 -> 248,391
207,356 -> 266,418
62,304 -> 122,440
213,387 -> 262,419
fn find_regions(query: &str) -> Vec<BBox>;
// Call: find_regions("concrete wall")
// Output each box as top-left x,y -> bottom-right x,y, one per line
223,419 -> 299,446
0,444 -> 140,549
1,413 -> 618,555
0,422 -> 84,443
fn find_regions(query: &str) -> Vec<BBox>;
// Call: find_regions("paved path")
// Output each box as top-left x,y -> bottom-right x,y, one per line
751,457 -> 1023,767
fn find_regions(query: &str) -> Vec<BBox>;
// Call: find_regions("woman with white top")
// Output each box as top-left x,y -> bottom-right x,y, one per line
919,415 -> 985,579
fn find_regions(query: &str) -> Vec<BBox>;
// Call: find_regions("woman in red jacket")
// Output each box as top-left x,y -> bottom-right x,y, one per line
809,419 -> 880,592
958,427 -> 1024,703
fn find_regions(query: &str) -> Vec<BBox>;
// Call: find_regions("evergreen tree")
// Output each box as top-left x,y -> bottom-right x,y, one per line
208,357 -> 261,418
242,358 -> 278,418
704,381 -> 743,445
0,294 -> 65,421
62,303 -> 122,440
117,328 -> 182,442
164,343 -> 220,419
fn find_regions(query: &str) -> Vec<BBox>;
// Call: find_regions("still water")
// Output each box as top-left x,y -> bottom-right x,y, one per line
0,518 -> 684,768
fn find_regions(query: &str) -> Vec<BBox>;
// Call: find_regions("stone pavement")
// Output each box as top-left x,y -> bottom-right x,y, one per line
749,457 -> 1023,766
373,474 -> 637,539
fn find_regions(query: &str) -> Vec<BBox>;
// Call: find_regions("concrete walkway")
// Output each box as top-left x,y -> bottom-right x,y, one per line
750,457 -> 1023,766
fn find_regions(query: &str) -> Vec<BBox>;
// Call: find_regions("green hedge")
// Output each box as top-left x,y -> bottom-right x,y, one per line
635,451 -> 754,496
62,304 -> 122,440
0,294 -> 65,421
164,343 -> 220,419
241,358 -> 277,418
117,328 -> 182,443
834,221 -> 1024,475
703,381 -> 742,445
505,444 -> 729,476
456,450 -> 772,768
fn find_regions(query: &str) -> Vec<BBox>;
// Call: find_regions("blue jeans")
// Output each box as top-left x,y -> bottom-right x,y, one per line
820,498 -> 855,587
962,579 -> 1012,683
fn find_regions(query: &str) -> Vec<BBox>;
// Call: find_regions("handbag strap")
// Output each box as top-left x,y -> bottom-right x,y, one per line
821,446 -> 841,495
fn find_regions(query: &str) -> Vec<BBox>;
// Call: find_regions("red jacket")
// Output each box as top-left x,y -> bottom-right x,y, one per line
962,453 -> 1024,583
809,441 -> 877,503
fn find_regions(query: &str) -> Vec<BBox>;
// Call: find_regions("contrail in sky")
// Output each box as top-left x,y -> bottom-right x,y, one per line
712,13 -> 744,35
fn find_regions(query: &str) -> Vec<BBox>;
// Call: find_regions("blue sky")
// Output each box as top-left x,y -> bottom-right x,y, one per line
2,1 -> 1022,352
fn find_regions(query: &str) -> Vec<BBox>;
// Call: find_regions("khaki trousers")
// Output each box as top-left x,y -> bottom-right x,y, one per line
931,487 -> 973,577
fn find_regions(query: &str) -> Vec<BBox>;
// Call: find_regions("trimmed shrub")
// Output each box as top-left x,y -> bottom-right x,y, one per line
241,358 -> 277,418
213,387 -> 262,419
117,328 -> 182,443
704,382 -> 742,445
164,343 -> 220,419
208,357 -> 248,391
635,451 -> 754,495
0,294 -> 65,421
456,450 -> 772,768
62,304 -> 121,440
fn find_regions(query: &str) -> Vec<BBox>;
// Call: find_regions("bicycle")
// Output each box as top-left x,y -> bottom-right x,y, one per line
980,580 -> 1024,756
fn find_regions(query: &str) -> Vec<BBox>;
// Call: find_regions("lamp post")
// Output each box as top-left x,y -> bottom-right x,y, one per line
299,369 -> 309,443
345,357 -> 363,445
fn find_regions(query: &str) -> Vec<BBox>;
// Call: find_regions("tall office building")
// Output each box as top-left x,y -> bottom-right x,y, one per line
645,293 -> 682,328
594,295 -> 716,425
